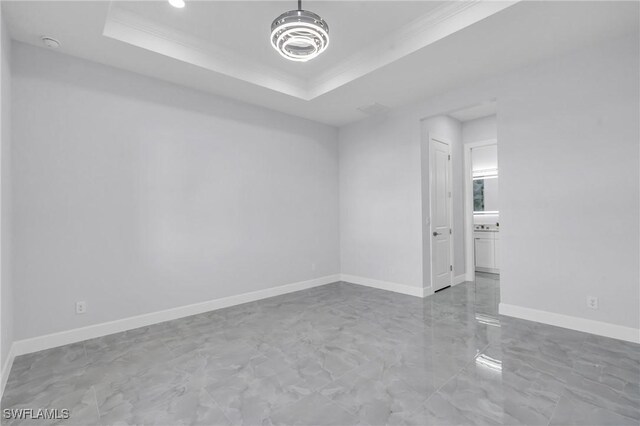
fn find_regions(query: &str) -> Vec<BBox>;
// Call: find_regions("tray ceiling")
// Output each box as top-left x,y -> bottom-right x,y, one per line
4,1 -> 639,125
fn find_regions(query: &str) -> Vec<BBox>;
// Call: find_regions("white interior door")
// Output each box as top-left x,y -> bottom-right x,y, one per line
430,138 -> 453,292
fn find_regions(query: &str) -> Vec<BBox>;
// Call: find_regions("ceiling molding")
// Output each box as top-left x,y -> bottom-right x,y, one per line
103,1 -> 518,101
103,4 -> 309,99
6,1 -> 637,125
308,1 -> 480,93
307,0 -> 518,98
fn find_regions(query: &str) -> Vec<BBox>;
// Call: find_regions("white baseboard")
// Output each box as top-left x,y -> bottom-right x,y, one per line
340,274 -> 426,298
476,267 -> 499,274
15,274 -> 636,366
12,274 -> 341,357
1,343 -> 15,401
499,303 -> 640,344
454,274 -> 466,285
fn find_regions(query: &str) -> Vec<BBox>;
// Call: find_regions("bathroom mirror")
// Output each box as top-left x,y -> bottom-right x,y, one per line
473,176 -> 499,213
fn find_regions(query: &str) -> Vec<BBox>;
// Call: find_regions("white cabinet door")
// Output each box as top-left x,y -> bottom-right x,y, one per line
475,238 -> 494,269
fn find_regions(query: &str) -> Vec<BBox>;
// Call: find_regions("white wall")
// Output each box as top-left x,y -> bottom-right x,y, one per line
421,116 -> 465,285
339,34 -> 639,334
11,43 -> 340,340
471,145 -> 498,173
6,30 -> 640,345
339,115 -> 423,289
463,115 -> 497,145
0,9 -> 13,371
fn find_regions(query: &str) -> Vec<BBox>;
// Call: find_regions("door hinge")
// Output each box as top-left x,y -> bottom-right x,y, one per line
450,265 -> 453,271
448,154 -> 451,160
449,228 -> 452,234
448,191 -> 452,198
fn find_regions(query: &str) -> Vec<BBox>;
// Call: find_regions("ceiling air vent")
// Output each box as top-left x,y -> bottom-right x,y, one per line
357,103 -> 390,116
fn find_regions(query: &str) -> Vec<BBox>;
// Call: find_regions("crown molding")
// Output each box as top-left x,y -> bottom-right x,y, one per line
103,4 -> 309,99
103,1 -> 519,101
308,1 -> 480,92
307,0 -> 518,98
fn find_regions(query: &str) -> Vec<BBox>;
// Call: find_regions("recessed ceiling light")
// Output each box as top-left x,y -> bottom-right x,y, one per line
271,0 -> 329,62
41,36 -> 60,49
168,0 -> 185,9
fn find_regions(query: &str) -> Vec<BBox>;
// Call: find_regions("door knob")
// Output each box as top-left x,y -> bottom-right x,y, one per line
433,231 -> 440,237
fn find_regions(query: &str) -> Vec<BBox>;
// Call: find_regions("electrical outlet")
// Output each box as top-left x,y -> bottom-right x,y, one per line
76,301 -> 87,314
587,296 -> 598,310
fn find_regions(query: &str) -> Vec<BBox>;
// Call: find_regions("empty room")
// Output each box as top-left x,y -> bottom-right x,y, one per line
0,0 -> 638,425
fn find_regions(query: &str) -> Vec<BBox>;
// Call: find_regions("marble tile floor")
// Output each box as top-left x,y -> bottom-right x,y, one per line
2,273 -> 639,425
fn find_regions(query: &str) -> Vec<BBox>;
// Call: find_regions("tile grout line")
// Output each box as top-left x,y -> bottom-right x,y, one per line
158,321 -> 259,425
312,353 -> 423,425
422,341 -> 492,408
84,340 -> 100,424
19,279 -> 636,425
202,386 -> 235,426
409,340 -> 494,424
91,385 -> 101,421
82,339 -> 103,424
546,335 -> 588,426
545,391 -> 564,426
554,335 -> 640,424
337,338 -> 495,424
313,390 -> 362,424
273,285 -> 496,422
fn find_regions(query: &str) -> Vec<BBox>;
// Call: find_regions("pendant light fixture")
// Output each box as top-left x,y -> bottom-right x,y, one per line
271,0 -> 329,62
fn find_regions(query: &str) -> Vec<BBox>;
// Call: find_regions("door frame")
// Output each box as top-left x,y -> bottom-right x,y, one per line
463,139 -> 498,282
429,136 -> 454,291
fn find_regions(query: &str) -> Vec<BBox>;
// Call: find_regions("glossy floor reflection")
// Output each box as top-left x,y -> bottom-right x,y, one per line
3,274 -> 639,425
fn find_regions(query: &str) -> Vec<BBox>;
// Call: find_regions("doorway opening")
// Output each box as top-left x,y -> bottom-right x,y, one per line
465,139 -> 499,282
420,100 -> 498,295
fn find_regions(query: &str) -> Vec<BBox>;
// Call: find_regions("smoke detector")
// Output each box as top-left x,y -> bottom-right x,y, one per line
41,37 -> 60,49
